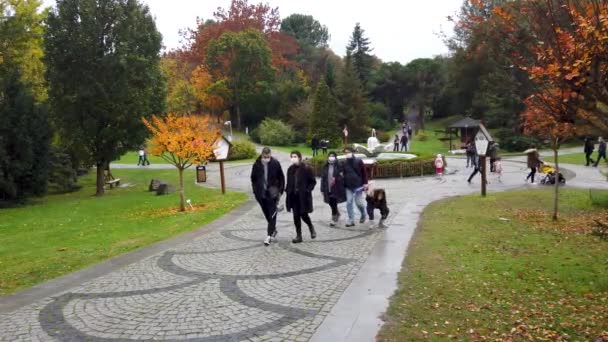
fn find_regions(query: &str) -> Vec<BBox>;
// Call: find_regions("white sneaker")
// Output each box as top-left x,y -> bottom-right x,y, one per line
264,236 -> 271,246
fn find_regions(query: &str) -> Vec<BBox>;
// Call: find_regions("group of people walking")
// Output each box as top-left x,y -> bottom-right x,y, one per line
585,137 -> 607,167
393,122 -> 413,152
251,147 -> 389,246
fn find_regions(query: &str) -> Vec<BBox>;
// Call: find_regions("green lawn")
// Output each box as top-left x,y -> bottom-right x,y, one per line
379,189 -> 608,341
558,152 -> 607,166
116,151 -> 169,164
0,168 -> 248,296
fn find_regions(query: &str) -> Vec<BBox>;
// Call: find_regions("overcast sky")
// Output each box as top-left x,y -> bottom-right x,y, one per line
41,0 -> 463,64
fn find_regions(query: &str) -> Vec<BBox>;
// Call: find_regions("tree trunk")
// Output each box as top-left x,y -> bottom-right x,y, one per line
552,147 -> 560,221
417,102 -> 425,131
96,162 -> 105,197
178,167 -> 185,212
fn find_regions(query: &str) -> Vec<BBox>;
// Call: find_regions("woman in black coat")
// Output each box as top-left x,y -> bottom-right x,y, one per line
286,151 -> 317,243
320,152 -> 346,226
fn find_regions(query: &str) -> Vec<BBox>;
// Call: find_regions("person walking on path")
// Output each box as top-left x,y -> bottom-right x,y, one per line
400,134 -> 409,152
320,152 -> 346,227
585,137 -> 596,166
251,147 -> 285,246
320,139 -> 328,155
594,137 -> 607,167
488,142 -> 498,172
393,134 -> 400,152
435,154 -> 444,177
311,136 -> 320,157
465,141 -> 476,168
286,151 -> 317,243
525,146 -> 541,184
142,148 -> 150,166
467,152 -> 483,183
137,148 -> 145,166
343,146 -> 368,227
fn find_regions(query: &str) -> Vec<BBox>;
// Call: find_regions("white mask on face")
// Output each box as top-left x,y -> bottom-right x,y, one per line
262,157 -> 271,164
328,157 -> 336,163
346,153 -> 354,159
291,157 -> 300,165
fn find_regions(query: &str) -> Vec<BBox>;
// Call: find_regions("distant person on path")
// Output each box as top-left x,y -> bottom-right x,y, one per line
343,146 -> 368,227
488,142 -> 498,172
594,137 -> 607,167
137,148 -> 145,166
585,137 -> 596,166
311,136 -> 320,157
286,151 -> 317,243
143,148 -> 150,166
525,146 -> 541,184
435,154 -> 444,177
320,152 -> 346,226
366,181 -> 390,228
494,157 -> 503,183
320,139 -> 328,155
400,134 -> 409,152
393,134 -> 400,152
465,141 -> 476,168
251,147 -> 285,246
467,152 -> 482,183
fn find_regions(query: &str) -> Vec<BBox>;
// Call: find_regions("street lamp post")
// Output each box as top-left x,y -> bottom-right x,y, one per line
224,121 -> 233,141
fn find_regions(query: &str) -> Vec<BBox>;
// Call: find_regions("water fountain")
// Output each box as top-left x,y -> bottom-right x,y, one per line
339,128 -> 418,163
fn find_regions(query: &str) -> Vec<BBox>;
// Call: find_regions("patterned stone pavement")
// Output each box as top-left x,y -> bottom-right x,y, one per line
1,155 -> 606,342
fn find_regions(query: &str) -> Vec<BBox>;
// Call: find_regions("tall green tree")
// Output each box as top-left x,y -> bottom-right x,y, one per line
0,0 -> 47,102
405,58 -> 444,131
206,29 -> 275,130
0,70 -> 51,201
280,14 -> 329,48
45,0 -> 166,196
369,62 -> 410,123
337,56 -> 368,141
346,23 -> 373,87
310,81 -> 340,146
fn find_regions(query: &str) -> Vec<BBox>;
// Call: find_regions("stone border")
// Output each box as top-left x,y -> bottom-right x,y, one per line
0,200 -> 257,314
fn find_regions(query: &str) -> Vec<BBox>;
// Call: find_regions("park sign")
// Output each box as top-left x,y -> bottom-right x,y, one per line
213,135 -> 232,161
474,124 -> 494,156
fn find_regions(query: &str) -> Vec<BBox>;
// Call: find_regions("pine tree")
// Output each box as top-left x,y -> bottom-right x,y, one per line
346,23 -> 373,86
337,56 -> 368,142
0,70 -> 51,201
310,81 -> 340,147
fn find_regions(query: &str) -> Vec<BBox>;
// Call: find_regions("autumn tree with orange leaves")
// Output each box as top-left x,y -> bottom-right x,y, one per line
143,114 -> 220,212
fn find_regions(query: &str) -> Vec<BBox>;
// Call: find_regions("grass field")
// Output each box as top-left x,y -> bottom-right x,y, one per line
0,168 -> 248,296
378,189 -> 608,341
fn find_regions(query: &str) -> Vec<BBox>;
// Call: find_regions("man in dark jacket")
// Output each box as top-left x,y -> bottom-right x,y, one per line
400,134 -> 409,152
343,147 -> 368,227
585,137 -> 596,166
488,142 -> 499,172
286,151 -> 317,243
311,136 -> 320,157
595,137 -> 607,167
320,152 -> 346,226
251,147 -> 285,246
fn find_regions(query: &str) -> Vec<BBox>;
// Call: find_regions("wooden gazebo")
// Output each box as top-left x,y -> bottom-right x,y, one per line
448,117 -> 480,150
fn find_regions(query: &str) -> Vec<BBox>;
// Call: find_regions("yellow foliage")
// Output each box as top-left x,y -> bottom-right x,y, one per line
191,65 -> 228,115
142,113 -> 220,169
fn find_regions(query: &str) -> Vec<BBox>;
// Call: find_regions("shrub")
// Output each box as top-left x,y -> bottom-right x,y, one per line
257,118 -> 295,146
495,128 -> 541,152
48,147 -> 79,193
228,140 -> 257,161
416,131 -> 429,141
376,131 -> 391,143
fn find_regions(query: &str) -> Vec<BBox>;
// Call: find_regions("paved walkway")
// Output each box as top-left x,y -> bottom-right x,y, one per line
0,154 -> 606,341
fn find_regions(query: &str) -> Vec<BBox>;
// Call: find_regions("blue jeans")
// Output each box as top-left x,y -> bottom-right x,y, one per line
346,188 -> 366,223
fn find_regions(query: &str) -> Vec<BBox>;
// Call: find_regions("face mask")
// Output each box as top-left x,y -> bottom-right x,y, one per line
328,157 -> 336,163
262,157 -> 271,164
291,157 -> 300,165
346,153 -> 354,159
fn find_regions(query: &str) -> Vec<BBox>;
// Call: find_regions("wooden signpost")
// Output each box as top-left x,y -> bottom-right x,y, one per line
474,124 -> 493,197
213,136 -> 231,194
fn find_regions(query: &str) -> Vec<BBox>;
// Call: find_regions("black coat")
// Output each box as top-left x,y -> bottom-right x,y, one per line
585,140 -> 595,153
285,164 -> 316,214
250,157 -> 285,200
343,158 -> 368,190
320,162 -> 346,204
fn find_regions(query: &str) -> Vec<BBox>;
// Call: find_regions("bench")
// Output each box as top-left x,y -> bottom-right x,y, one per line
106,178 -> 121,189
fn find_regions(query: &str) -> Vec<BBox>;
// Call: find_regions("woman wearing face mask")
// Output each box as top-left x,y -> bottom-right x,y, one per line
285,151 -> 317,243
320,152 -> 346,226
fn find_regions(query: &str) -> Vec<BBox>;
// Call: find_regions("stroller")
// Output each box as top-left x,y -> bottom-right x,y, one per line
539,163 -> 566,185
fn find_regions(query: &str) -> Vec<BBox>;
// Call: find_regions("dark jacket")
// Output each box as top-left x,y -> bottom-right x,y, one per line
320,162 -> 346,204
585,140 -> 595,153
312,137 -> 320,149
400,134 -> 408,144
488,144 -> 498,159
320,139 -> 328,149
599,141 -> 607,153
285,164 -> 317,214
251,157 -> 285,200
343,157 -> 368,190
526,150 -> 541,169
